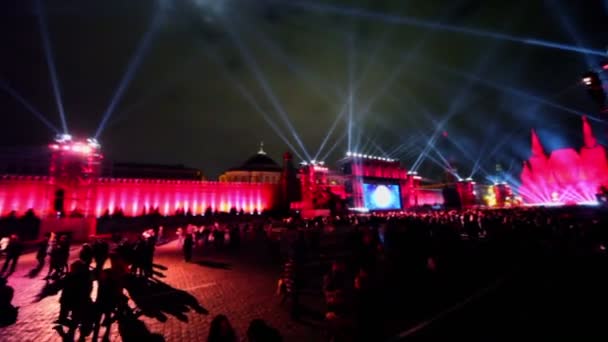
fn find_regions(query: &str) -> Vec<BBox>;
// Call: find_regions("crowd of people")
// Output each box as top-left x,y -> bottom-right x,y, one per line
1,205 -> 607,340
178,223 -> 246,262
0,221 -> 285,341
275,206 -> 608,341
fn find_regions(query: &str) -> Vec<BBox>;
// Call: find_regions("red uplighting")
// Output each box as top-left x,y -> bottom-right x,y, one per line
0,176 -> 276,217
51,138 -> 100,156
519,117 -> 608,205
602,63 -> 608,70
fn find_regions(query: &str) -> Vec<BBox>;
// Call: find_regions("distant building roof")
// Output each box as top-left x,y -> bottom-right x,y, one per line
227,142 -> 282,173
104,162 -> 204,180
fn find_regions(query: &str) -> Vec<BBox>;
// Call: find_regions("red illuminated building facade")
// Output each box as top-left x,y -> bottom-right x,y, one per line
519,116 -> 608,205
339,153 -> 424,210
0,136 -> 450,219
0,137 -> 276,217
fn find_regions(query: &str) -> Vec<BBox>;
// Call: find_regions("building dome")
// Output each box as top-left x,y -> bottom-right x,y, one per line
228,142 -> 281,172
220,142 -> 282,183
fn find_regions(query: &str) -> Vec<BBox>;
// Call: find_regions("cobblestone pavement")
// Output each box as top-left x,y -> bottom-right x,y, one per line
0,240 -> 325,342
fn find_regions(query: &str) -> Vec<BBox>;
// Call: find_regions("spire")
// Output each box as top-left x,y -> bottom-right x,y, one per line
582,116 -> 597,148
531,129 -> 545,157
258,141 -> 266,155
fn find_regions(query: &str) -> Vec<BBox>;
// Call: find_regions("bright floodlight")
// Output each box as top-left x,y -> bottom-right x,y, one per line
87,138 -> 100,148
583,77 -> 593,86
55,133 -> 72,143
346,151 -> 352,156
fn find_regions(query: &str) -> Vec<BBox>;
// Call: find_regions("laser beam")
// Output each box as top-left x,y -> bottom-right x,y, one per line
36,0 -> 68,134
223,19 -> 312,161
204,45 -> 306,162
0,81 -> 59,133
95,5 -> 163,138
276,0 -> 606,57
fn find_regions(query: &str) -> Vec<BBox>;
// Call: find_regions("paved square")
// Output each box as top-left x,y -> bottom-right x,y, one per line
0,241 -> 324,341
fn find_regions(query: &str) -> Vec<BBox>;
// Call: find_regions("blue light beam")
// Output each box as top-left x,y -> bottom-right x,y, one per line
36,0 -> 68,134
95,6 -> 163,138
204,46 -> 306,162
277,0 -> 606,57
0,81 -> 60,133
223,20 -> 312,161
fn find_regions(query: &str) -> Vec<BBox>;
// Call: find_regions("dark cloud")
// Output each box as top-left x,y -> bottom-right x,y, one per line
0,0 -> 606,179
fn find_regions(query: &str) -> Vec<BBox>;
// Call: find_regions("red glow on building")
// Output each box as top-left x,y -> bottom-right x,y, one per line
339,155 -> 419,209
0,175 -> 276,217
519,116 -> 608,205
0,137 -> 277,217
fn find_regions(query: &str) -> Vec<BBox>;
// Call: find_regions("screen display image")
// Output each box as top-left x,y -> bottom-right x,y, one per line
362,183 -> 402,210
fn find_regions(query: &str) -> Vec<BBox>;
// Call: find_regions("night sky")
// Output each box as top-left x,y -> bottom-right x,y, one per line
1,0 -> 606,180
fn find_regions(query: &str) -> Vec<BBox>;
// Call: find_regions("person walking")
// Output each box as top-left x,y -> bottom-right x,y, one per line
183,232 -> 193,262
36,234 -> 50,269
1,235 -> 23,276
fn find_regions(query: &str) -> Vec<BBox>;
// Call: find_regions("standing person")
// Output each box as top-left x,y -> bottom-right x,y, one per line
79,243 -> 94,268
92,253 -> 128,342
1,235 -> 23,276
92,239 -> 109,278
144,231 -> 156,278
176,227 -> 184,248
354,268 -> 376,342
55,260 -> 93,340
157,226 -> 164,245
247,319 -> 282,342
58,235 -> 71,276
36,234 -> 50,269
0,277 -> 18,327
207,314 -> 237,342
183,231 -> 193,262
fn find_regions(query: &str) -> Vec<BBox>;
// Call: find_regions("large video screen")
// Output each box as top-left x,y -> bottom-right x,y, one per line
362,183 -> 402,210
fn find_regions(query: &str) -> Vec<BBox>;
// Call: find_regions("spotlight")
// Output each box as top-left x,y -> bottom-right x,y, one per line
55,133 -> 72,143
602,61 -> 608,71
346,151 -> 352,156
87,138 -> 100,148
364,155 -> 369,158
581,71 -> 606,107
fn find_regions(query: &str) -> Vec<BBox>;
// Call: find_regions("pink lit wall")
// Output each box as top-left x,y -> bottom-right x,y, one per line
415,189 -> 444,206
0,176 -> 52,216
92,179 -> 277,217
0,176 -> 277,217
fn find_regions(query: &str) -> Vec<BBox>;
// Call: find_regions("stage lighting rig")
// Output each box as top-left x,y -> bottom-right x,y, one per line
54,133 -> 72,143
581,71 -> 606,110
